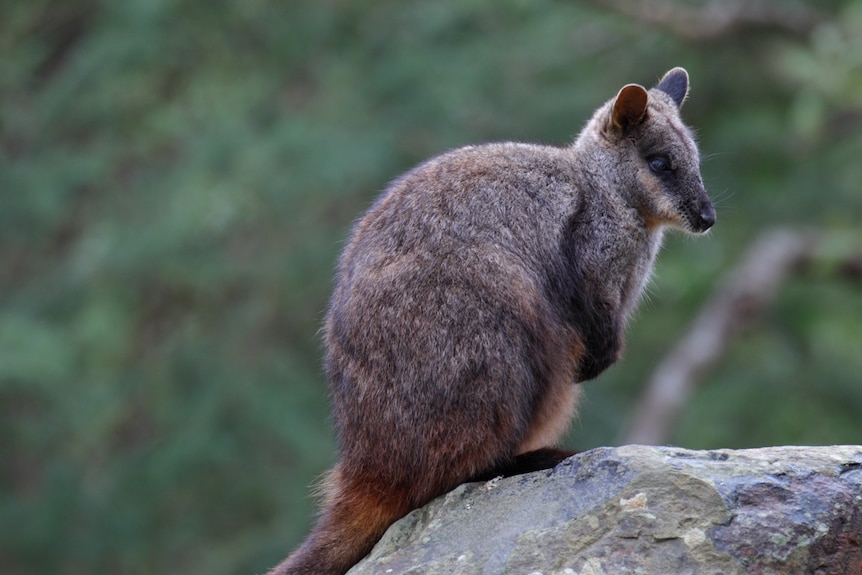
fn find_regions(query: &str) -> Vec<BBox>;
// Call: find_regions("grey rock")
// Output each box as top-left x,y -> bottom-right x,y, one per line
347,445 -> 862,575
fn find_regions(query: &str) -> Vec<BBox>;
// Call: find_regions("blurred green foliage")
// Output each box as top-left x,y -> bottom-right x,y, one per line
1,1 -> 860,573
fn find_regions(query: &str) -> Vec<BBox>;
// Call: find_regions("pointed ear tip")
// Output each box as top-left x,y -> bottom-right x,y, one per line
621,82 -> 647,91
663,67 -> 690,86
618,83 -> 648,98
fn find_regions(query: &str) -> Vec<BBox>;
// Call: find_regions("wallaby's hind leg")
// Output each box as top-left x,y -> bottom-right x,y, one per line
269,466 -> 411,575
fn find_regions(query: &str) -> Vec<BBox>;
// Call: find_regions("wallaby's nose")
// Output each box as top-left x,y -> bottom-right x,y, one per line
697,202 -> 716,232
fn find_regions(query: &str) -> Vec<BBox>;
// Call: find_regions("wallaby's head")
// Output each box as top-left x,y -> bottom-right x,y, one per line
582,67 -> 716,234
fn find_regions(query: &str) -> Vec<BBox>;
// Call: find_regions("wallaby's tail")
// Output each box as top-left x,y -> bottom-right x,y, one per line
268,465 -> 410,575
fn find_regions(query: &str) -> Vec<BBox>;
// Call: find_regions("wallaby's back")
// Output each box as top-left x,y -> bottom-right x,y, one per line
269,67 -> 714,575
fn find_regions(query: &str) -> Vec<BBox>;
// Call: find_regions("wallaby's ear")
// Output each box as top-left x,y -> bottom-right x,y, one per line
656,67 -> 689,108
610,84 -> 648,132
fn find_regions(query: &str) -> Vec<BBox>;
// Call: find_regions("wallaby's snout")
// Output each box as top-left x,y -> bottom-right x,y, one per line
681,184 -> 715,233
696,198 -> 716,232
685,180 -> 716,233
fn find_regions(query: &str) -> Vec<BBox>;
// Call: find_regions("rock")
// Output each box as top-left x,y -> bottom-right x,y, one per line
347,445 -> 862,575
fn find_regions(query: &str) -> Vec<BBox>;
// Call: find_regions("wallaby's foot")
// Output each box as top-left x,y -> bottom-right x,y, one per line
473,447 -> 577,481
510,447 -> 577,475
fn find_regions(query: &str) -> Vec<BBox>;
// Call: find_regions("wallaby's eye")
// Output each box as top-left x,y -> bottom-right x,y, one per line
648,155 -> 672,173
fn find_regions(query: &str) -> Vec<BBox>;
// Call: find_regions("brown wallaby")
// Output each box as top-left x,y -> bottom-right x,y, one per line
269,67 -> 715,575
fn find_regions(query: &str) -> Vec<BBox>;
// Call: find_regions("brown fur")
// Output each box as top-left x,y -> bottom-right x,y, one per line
268,67 -> 715,575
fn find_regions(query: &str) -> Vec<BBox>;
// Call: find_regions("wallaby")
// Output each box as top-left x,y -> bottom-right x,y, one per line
269,67 -> 715,575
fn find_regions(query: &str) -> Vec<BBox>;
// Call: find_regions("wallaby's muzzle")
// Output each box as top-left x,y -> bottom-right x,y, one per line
694,200 -> 716,233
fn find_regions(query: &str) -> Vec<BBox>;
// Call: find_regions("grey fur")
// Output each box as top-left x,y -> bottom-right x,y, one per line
271,67 -> 715,575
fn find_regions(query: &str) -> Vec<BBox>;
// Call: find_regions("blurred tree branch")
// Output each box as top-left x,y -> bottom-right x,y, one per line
623,228 -> 861,446
586,0 -> 823,39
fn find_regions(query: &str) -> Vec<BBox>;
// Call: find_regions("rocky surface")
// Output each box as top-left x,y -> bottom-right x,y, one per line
348,445 -> 862,575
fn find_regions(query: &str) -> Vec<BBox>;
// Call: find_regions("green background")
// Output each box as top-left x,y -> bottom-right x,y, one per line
2,1 -> 860,573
